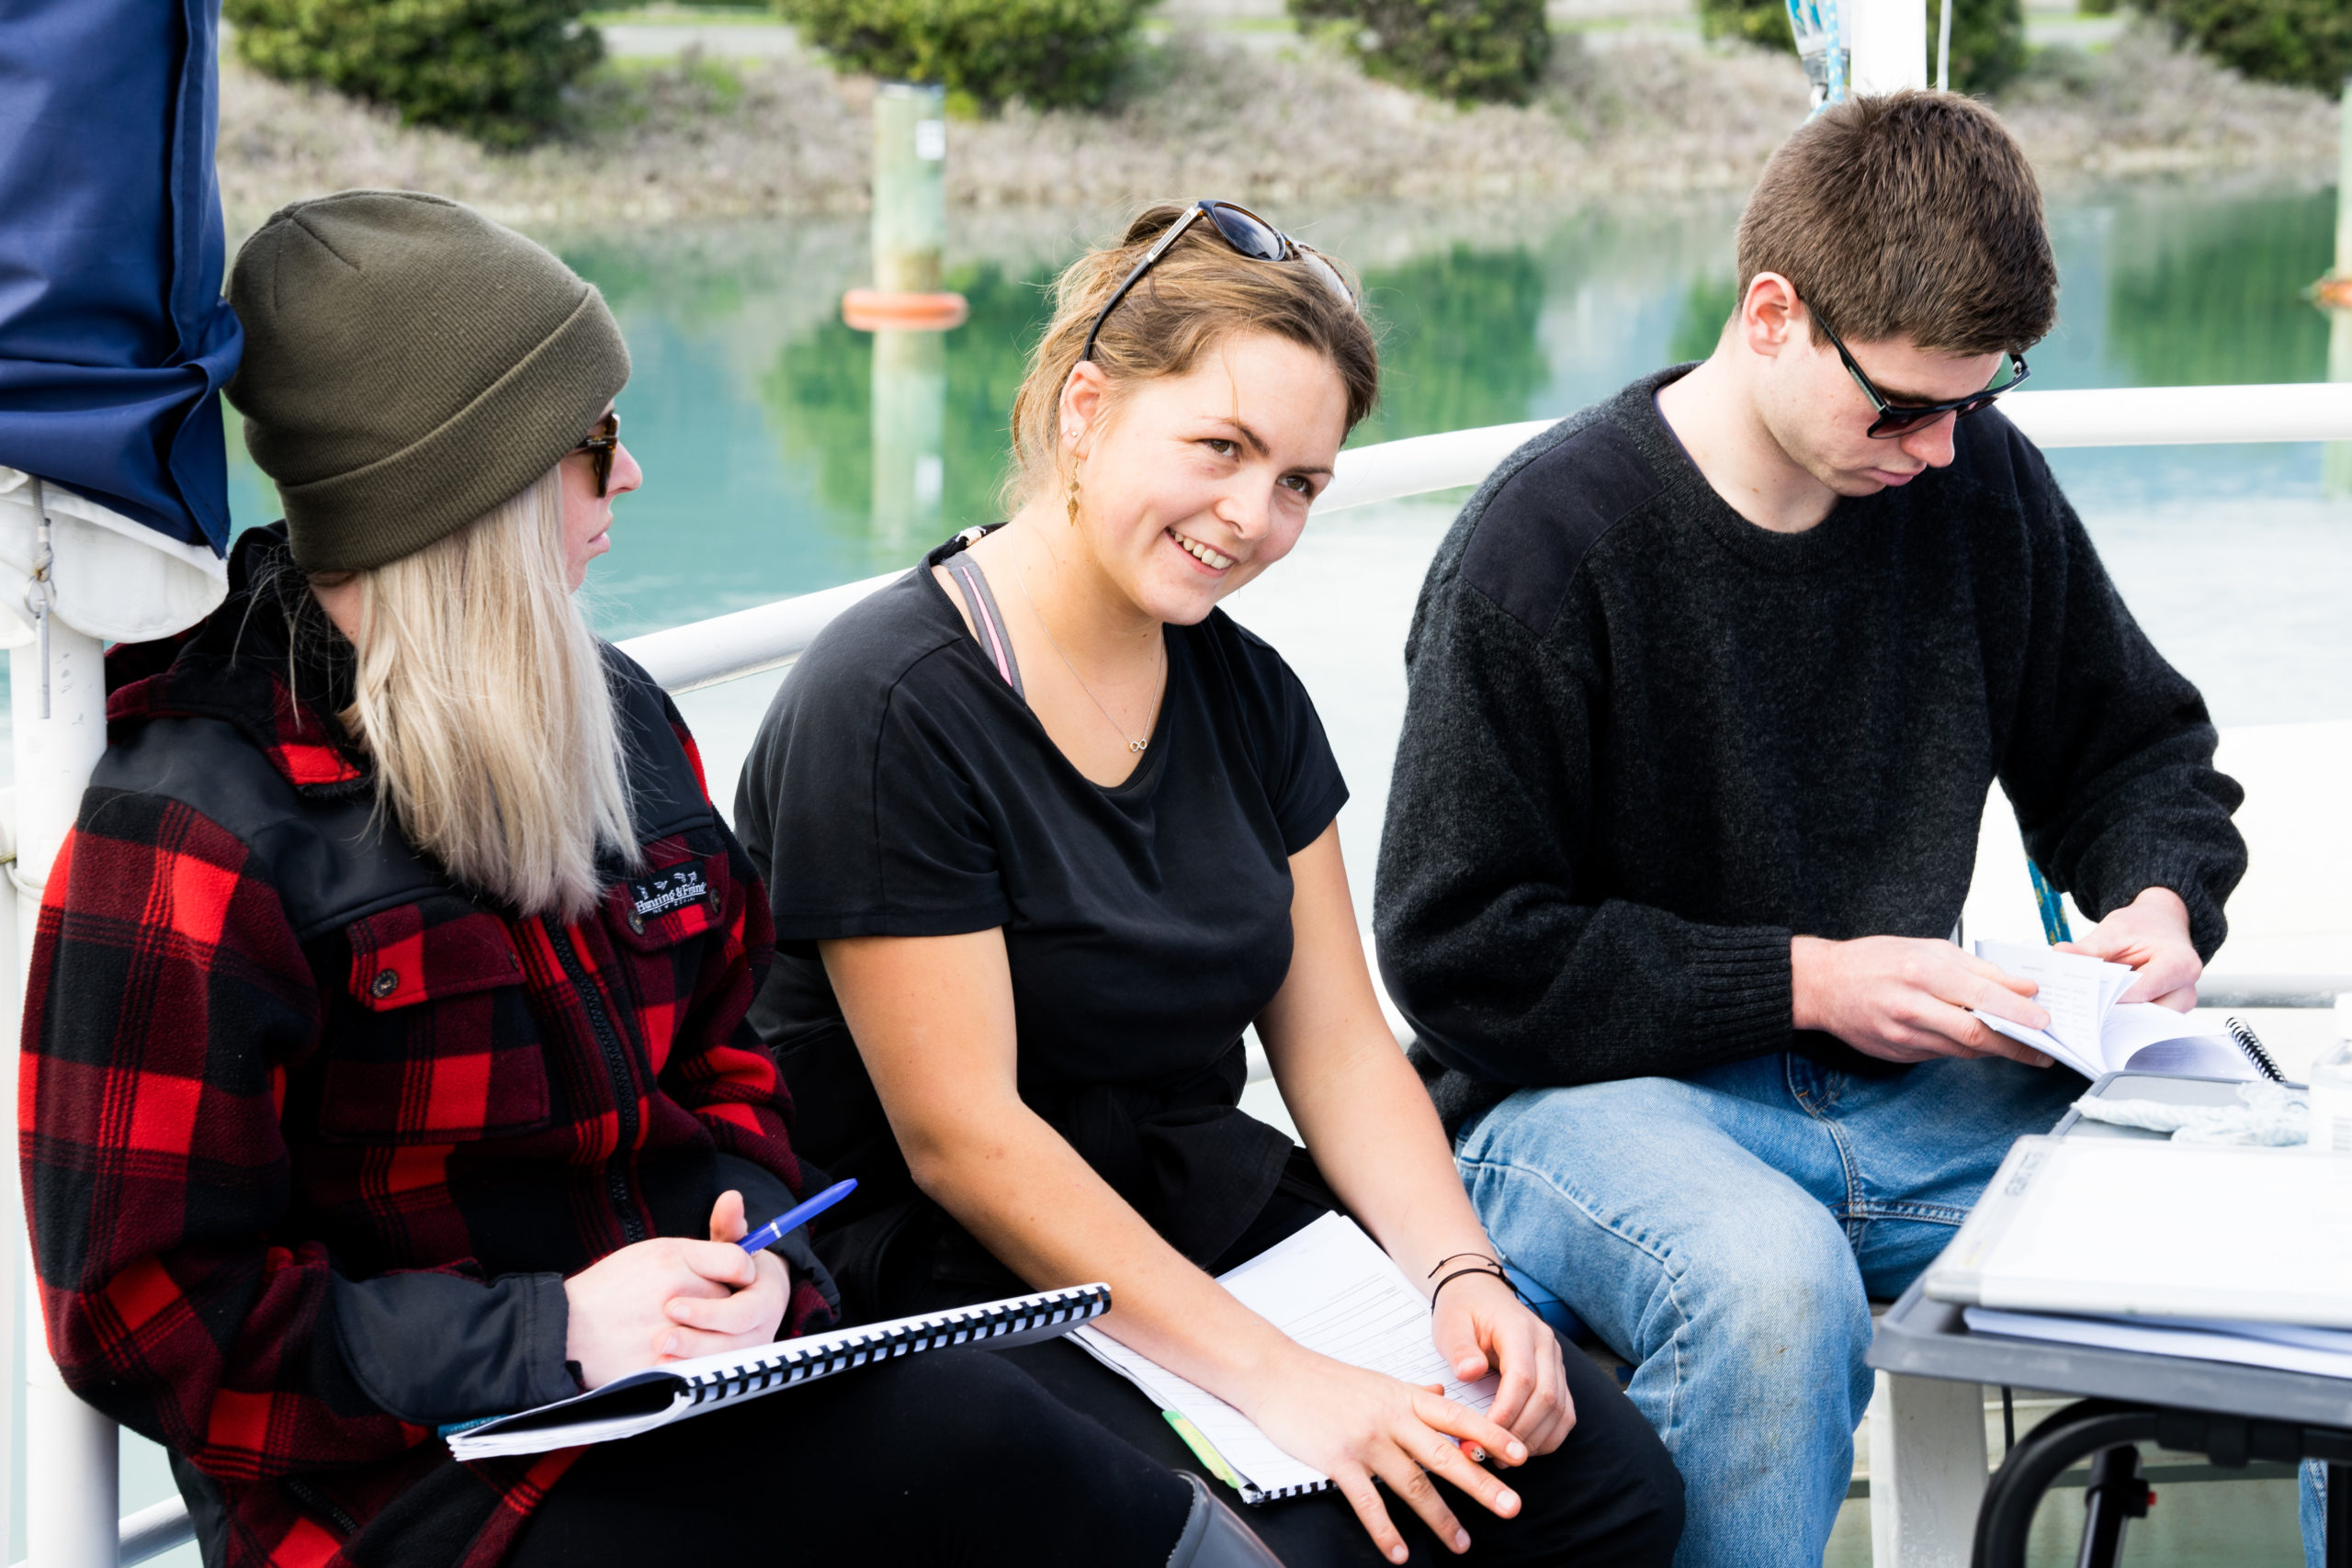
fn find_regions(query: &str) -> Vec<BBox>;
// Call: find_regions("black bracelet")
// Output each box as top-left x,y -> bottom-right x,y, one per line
1429,1263 -> 1511,1314
1426,1251 -> 1504,1279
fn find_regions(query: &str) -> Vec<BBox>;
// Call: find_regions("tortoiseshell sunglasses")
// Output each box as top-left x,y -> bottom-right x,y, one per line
574,410 -> 620,496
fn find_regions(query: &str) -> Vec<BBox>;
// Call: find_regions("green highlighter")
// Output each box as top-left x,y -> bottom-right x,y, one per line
1161,1410 -> 1248,1493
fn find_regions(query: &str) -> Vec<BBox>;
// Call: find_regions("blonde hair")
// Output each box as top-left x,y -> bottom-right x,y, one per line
333,468 -> 639,920
1004,204 -> 1380,514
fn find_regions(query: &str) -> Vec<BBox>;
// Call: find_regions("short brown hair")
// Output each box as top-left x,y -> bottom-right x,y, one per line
1736,92 -> 2056,356
1005,205 -> 1379,512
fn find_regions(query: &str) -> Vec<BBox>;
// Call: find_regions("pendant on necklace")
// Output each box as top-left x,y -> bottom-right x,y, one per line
1128,739 -> 1148,754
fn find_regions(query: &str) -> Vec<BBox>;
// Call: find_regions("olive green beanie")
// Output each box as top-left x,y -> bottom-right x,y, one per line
226,190 -> 630,572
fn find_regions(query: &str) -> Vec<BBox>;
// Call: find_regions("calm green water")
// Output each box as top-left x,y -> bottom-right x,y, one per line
205,178 -> 2350,661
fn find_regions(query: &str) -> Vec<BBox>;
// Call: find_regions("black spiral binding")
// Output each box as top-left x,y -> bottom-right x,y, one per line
681,1285 -> 1111,1408
2224,1016 -> 2286,1083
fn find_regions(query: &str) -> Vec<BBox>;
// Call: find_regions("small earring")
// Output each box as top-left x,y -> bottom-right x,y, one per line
1066,468 -> 1082,527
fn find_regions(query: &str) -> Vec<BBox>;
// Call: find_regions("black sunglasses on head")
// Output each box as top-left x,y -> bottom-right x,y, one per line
1809,306 -> 2030,439
1080,200 -> 1355,366
574,410 -> 620,497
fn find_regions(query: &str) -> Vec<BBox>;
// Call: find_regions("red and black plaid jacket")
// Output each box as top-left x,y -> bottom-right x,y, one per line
20,529 -> 833,1568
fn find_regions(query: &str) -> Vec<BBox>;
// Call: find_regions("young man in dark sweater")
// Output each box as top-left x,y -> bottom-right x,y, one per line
1374,93 -> 2246,1568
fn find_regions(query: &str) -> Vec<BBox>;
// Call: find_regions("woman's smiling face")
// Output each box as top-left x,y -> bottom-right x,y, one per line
1062,332 -> 1351,625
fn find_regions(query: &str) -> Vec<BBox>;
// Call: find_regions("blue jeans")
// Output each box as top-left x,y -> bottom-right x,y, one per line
1456,1052 -> 2082,1568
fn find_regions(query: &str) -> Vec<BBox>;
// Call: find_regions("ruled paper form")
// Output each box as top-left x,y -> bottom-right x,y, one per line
1070,1214 -> 1500,1501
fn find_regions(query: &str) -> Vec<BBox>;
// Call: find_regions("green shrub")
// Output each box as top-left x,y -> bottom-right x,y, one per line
1289,0 -> 1551,103
223,0 -> 602,148
775,0 -> 1148,110
1696,0 -> 1799,50
2142,0 -> 2352,92
1695,0 -> 2023,96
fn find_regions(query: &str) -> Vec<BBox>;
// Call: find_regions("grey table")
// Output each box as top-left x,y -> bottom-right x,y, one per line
1867,1072 -> 2351,1568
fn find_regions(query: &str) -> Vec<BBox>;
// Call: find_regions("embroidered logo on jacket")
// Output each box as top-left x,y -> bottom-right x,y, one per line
628,867 -> 710,919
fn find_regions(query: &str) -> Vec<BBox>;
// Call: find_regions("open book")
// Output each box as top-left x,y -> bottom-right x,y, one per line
447,1283 -> 1109,1461
1968,940 -> 2254,1081
1069,1213 -> 1499,1504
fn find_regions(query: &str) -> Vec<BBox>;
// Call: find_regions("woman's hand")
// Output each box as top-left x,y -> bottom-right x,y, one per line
562,1190 -> 787,1389
1429,1269 -> 1576,1456
1243,1344 -> 1534,1562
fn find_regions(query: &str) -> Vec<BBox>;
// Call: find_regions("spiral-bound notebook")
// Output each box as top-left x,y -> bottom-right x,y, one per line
447,1283 -> 1111,1460
1070,1214 -> 1499,1504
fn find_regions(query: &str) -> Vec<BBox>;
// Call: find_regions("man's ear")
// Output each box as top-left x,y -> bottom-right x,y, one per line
1736,272 -> 1802,361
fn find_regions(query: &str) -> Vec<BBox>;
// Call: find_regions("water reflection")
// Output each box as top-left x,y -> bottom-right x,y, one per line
208,181 -> 2352,725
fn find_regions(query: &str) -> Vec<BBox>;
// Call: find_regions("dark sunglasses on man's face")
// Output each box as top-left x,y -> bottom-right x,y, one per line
574,410 -> 620,497
1810,307 -> 2030,439
1080,199 -> 1355,366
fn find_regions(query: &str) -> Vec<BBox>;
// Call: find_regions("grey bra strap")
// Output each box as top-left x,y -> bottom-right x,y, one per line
943,547 -> 1024,699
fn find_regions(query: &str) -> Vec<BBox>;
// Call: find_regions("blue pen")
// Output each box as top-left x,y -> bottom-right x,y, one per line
738,1178 -> 857,1254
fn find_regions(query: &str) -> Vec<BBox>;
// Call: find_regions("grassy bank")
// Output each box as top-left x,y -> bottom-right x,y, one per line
213,20 -> 2339,230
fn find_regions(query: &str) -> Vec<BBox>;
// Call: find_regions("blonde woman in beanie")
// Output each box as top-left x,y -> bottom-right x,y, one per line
21,191 -> 1276,1568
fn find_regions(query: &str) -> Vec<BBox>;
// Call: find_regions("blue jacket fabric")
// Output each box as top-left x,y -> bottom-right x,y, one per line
0,0 -> 243,553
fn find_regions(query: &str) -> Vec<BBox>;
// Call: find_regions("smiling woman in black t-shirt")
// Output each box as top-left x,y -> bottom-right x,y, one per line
737,204 -> 1682,1568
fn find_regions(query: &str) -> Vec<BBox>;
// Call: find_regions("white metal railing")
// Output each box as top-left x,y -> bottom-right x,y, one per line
621,382 -> 2352,693
23,378 -> 2352,1568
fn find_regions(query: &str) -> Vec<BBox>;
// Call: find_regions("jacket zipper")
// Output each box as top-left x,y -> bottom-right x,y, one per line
283,1476 -> 360,1538
550,925 -> 647,1246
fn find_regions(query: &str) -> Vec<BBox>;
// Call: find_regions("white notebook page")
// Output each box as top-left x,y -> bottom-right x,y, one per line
1071,1213 -> 1499,1500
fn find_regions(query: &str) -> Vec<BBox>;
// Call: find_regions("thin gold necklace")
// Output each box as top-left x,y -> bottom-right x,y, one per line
1009,544 -> 1164,756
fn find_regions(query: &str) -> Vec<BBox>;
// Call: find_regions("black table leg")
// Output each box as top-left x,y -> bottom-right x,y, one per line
2076,1444 -> 2148,1568
1976,1402 -> 2162,1568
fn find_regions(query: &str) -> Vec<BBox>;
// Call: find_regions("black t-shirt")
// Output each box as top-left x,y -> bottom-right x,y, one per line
735,534 -> 1349,1314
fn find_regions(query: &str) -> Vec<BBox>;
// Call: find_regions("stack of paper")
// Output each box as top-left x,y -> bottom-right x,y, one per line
1926,1136 -> 2352,1380
1969,940 -> 2253,1081
1962,1308 -> 2352,1380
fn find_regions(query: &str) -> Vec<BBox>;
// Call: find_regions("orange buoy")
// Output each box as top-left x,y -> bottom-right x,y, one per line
2312,274 -> 2352,311
843,288 -> 969,333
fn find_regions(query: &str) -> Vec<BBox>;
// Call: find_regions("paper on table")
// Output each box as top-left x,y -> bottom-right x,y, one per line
1070,1213 -> 1500,1503
1965,1306 -> 2352,1381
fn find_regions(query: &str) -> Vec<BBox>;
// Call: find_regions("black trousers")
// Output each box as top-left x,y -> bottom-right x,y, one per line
507,1346 -> 1196,1567
509,1330 -> 1680,1568
999,1335 -> 1684,1568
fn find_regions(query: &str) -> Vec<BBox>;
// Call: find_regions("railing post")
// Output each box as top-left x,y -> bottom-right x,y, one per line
1849,0 -> 1928,96
10,617 -> 118,1568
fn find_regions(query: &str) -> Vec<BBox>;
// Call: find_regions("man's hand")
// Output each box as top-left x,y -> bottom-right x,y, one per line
1792,935 -> 2054,1066
2058,886 -> 2200,1011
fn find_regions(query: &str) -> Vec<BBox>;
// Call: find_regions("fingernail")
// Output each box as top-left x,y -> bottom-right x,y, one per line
660,1335 -> 677,1355
1507,1441 -> 1527,1462
1498,1490 -> 1521,1512
1453,1529 -> 1470,1551
1390,1547 -> 1408,1563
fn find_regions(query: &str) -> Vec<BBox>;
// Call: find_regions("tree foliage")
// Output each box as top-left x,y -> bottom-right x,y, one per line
1290,0 -> 1552,105
775,0 -> 1149,110
223,0 -> 602,148
2141,0 -> 2352,93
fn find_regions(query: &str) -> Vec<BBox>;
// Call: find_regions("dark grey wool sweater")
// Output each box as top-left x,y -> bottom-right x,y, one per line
1374,367 -> 2248,1133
